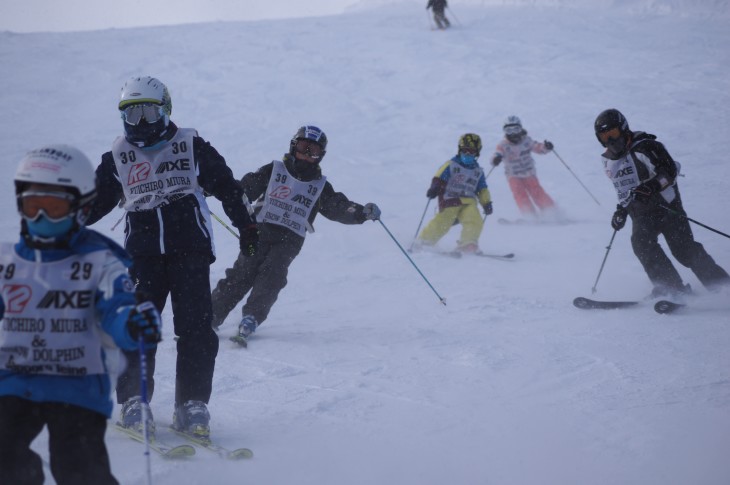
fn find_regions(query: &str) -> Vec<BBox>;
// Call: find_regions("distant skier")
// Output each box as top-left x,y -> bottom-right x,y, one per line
0,145 -> 161,485
427,0 -> 451,29
210,125 -> 381,346
595,108 -> 730,297
491,116 -> 558,219
86,76 -> 258,440
415,133 -> 492,253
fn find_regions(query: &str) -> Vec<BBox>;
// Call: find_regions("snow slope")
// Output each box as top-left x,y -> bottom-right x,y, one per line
1,1 -> 729,484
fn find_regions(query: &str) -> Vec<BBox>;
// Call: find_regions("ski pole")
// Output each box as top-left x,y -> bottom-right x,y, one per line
137,335 -> 153,485
659,204 -> 730,239
446,6 -> 462,26
409,199 -> 432,251
425,8 -> 435,29
551,149 -> 601,206
591,230 -> 617,294
210,210 -> 240,239
378,219 -> 447,305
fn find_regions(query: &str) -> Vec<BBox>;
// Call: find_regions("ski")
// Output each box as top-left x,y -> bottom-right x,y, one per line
229,334 -> 248,347
169,426 -> 253,460
498,218 -> 574,226
475,251 -> 515,260
114,424 -> 196,458
573,297 -> 639,310
654,300 -> 685,314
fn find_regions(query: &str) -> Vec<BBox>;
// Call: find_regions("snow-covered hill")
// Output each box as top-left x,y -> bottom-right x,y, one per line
1,1 -> 729,484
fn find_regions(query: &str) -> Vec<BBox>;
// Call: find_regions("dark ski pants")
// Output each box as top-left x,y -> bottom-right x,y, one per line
630,200 -> 730,291
433,9 -> 450,29
0,396 -> 118,485
211,239 -> 301,328
117,252 -> 219,407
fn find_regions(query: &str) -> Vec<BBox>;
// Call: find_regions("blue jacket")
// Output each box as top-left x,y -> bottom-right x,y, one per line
0,228 -> 138,417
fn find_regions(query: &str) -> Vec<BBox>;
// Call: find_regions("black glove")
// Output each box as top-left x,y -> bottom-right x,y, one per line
426,187 -> 440,199
239,225 -> 259,257
362,203 -> 381,221
611,205 -> 628,231
544,140 -> 554,151
482,201 -> 493,216
631,179 -> 659,202
491,154 -> 503,167
127,301 -> 162,344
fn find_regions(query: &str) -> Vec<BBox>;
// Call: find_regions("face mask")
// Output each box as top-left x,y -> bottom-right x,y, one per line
26,214 -> 74,238
459,153 -> 477,165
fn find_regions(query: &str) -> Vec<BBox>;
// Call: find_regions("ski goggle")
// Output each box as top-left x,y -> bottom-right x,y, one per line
597,127 -> 622,144
294,139 -> 324,160
120,103 -> 165,126
504,124 -> 522,135
19,191 -> 75,222
459,147 -> 478,155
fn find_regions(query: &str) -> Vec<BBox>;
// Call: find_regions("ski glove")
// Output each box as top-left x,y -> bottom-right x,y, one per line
491,154 -> 503,167
426,187 -> 440,199
544,140 -> 554,151
127,301 -> 162,345
482,201 -> 493,216
239,225 -> 259,257
362,203 -> 381,221
631,179 -> 660,202
611,205 -> 628,231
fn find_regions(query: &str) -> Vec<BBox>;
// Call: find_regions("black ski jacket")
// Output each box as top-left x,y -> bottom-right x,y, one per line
242,154 -> 368,248
87,122 -> 255,262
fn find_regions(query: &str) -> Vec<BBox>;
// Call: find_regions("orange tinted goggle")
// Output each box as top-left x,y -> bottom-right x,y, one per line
598,127 -> 622,144
20,191 -> 74,222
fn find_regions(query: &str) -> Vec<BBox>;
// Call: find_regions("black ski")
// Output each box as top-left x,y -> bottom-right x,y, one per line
114,424 -> 195,458
169,426 -> 253,460
573,297 -> 639,310
654,300 -> 685,314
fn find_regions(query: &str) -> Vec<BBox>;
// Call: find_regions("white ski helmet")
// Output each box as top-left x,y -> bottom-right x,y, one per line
119,76 -> 172,116
15,144 -> 97,203
503,115 -> 522,133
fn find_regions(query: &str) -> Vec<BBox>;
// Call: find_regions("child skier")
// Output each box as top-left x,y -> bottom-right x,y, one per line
416,133 -> 492,253
210,125 -> 381,346
0,144 -> 161,484
491,116 -> 557,218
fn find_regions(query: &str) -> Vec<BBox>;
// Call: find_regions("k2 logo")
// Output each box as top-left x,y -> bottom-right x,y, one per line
269,185 -> 291,200
2,284 -> 32,314
128,162 -> 152,185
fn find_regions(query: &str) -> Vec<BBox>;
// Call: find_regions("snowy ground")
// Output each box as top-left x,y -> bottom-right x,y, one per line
1,1 -> 730,484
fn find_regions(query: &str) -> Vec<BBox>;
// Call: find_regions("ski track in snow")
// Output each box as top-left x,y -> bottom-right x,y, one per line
5,1 -> 730,484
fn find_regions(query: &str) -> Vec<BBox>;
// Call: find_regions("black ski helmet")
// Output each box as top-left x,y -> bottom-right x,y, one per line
289,125 -> 328,161
594,109 -> 629,147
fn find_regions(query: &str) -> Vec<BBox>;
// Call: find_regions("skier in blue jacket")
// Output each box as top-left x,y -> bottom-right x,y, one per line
0,144 -> 161,485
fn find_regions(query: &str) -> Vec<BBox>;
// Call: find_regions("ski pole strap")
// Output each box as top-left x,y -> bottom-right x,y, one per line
378,219 -> 447,305
659,204 -> 730,239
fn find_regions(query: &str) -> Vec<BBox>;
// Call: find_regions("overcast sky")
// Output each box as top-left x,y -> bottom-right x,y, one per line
0,0 -> 362,33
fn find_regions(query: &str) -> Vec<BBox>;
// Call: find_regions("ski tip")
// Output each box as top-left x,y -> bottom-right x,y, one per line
654,300 -> 685,314
573,297 -> 591,309
228,448 -> 254,460
229,335 -> 248,348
